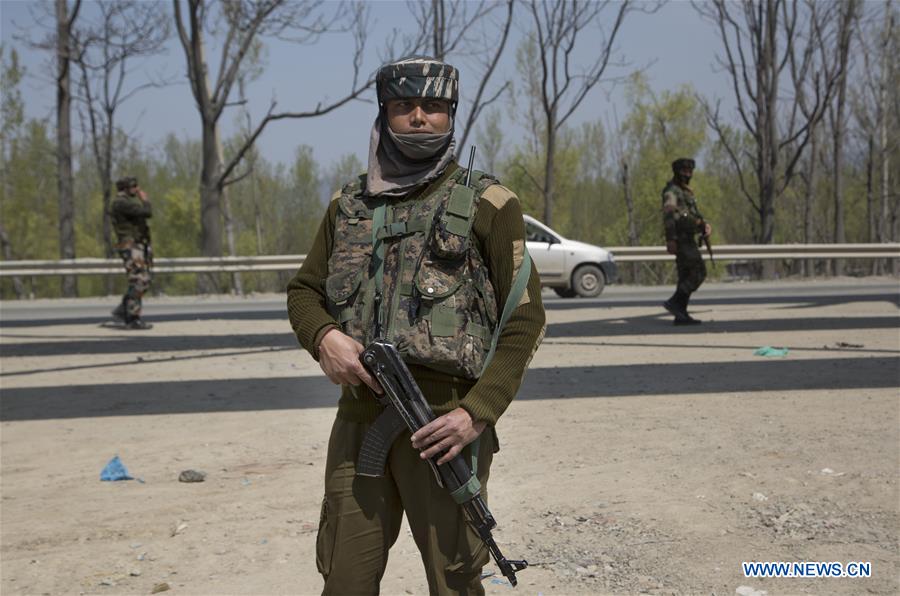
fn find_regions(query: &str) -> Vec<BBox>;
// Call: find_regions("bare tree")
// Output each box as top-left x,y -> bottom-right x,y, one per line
822,0 -> 858,275
788,0 -> 856,275
70,1 -> 170,272
525,0 -> 634,226
407,0 -> 515,156
56,0 -> 82,296
172,0 -> 373,293
853,0 -> 898,275
695,0 -> 849,277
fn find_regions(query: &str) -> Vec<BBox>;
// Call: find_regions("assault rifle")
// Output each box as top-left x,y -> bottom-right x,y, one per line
697,219 -> 714,266
356,340 -> 529,587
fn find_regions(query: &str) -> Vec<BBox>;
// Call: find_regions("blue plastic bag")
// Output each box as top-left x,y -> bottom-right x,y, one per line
100,455 -> 133,481
753,346 -> 789,357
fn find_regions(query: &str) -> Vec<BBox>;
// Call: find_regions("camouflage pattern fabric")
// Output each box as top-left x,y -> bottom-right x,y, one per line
376,57 -> 459,104
675,240 -> 706,294
110,190 -> 152,245
661,181 -> 704,243
325,167 -> 498,380
118,242 -> 152,319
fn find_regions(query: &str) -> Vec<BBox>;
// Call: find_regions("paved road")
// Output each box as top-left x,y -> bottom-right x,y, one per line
1,278 -> 897,423
2,280 -> 897,322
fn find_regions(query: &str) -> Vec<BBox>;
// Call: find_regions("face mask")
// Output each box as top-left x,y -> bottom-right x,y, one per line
386,125 -> 453,161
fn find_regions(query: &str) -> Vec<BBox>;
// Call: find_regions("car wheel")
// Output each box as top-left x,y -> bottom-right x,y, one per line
572,265 -> 606,298
554,287 -> 577,298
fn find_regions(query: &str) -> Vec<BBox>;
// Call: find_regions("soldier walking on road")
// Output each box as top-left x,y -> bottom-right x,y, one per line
661,158 -> 711,325
287,56 -> 545,595
110,176 -> 153,330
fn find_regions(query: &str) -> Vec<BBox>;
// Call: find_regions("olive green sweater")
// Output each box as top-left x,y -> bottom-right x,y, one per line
286,166 -> 545,426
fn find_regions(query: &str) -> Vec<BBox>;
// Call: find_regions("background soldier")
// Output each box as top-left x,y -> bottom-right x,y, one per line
110,176 -> 153,330
661,157 -> 711,325
287,57 -> 545,594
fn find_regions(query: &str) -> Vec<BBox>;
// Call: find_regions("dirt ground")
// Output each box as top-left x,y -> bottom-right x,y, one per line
1,280 -> 898,595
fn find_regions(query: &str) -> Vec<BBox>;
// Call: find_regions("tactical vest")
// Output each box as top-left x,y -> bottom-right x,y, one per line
663,182 -> 703,237
110,193 -> 151,246
325,167 -> 499,380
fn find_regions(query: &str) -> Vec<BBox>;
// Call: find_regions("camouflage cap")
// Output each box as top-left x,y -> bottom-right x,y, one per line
376,56 -> 459,106
115,177 -> 136,191
672,158 -> 696,172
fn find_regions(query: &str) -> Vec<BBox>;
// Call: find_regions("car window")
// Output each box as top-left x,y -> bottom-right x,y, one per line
525,222 -> 557,244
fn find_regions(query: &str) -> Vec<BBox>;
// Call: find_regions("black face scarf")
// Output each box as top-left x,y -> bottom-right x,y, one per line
365,114 -> 456,197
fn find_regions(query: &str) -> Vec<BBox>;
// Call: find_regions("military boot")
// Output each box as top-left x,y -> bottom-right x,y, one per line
111,302 -> 126,322
125,318 -> 153,330
673,313 -> 701,326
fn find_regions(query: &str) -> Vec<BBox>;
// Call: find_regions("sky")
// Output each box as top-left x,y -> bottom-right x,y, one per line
0,0 -> 730,172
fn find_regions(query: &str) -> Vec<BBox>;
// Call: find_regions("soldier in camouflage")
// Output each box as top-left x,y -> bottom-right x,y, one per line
661,158 -> 711,325
110,176 -> 153,330
287,57 -> 545,595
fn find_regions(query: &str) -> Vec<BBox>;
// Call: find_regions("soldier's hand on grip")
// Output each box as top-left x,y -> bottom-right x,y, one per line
317,328 -> 382,394
410,407 -> 486,465
666,239 -> 677,255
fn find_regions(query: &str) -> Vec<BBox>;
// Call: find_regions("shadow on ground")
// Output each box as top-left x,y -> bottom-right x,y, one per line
2,356 -> 897,421
2,312 -> 898,358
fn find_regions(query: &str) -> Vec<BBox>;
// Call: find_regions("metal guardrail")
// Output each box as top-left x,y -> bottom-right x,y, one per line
608,243 -> 900,262
0,244 -> 898,276
0,255 -> 307,276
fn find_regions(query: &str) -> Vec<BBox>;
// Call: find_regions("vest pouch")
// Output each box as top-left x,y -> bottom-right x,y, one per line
396,258 -> 490,380
325,268 -> 365,328
431,184 -> 475,260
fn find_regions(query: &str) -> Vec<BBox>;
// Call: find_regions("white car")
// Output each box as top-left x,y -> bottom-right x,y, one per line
524,214 -> 617,298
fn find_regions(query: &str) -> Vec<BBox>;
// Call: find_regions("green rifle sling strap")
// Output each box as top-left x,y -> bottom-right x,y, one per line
480,247 -> 533,375
449,436 -> 481,504
448,246 -> 534,505
371,201 -> 387,331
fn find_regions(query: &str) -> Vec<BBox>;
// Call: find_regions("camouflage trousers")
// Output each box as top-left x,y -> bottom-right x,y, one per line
675,238 -> 706,294
317,416 -> 494,596
118,242 -> 151,319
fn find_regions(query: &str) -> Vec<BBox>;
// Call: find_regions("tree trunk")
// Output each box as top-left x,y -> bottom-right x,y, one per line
878,5 -> 893,274
757,0 -> 778,280
830,146 -> 845,277
865,136 -> 879,275
0,222 -> 26,298
216,134 -> 242,295
543,120 -> 556,226
198,119 -> 223,293
253,184 -> 263,256
620,159 -> 639,283
56,0 -> 77,297
802,129 -> 817,277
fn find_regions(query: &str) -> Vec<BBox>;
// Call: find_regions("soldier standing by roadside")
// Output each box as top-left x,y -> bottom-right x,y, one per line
287,56 -> 545,594
661,158 -> 711,325
110,176 -> 153,330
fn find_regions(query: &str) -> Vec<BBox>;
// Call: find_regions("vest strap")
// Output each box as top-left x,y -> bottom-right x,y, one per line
372,201 -> 387,336
480,248 -> 532,375
449,436 -> 481,504
375,218 -> 428,240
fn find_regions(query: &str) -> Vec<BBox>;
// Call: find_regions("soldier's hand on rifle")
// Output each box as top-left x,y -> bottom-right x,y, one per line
317,328 -> 382,394
411,407 -> 486,465
666,239 -> 677,254
697,219 -> 711,238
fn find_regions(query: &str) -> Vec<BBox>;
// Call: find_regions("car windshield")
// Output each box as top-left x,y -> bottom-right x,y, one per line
525,222 -> 557,244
